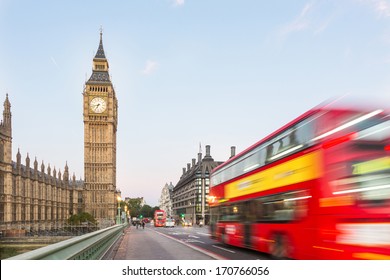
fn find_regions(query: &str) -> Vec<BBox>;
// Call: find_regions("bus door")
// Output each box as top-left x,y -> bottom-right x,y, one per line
243,201 -> 257,248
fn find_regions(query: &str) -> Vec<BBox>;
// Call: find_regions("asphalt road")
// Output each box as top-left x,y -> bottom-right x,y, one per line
151,224 -> 272,260
109,223 -> 271,260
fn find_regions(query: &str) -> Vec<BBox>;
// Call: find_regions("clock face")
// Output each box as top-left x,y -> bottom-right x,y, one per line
90,97 -> 107,113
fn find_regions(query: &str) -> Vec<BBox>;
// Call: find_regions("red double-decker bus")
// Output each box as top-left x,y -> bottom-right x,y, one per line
209,102 -> 390,259
154,209 -> 166,227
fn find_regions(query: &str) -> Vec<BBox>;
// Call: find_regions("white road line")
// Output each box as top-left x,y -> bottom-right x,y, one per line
168,232 -> 181,235
212,245 -> 236,254
149,228 -> 226,260
183,239 -> 205,244
196,232 -> 211,236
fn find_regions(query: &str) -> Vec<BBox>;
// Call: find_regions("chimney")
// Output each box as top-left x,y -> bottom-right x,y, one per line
182,167 -> 186,175
203,145 -> 213,160
230,146 -> 236,158
198,152 -> 202,163
187,163 -> 191,171
192,158 -> 196,167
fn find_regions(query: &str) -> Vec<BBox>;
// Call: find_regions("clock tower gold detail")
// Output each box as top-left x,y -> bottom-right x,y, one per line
90,97 -> 107,113
83,31 -> 118,226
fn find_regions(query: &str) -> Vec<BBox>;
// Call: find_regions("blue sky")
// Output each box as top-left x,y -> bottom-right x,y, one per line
1,0 -> 390,206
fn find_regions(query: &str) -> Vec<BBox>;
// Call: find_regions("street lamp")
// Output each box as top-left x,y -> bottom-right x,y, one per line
124,205 -> 128,224
116,196 -> 121,224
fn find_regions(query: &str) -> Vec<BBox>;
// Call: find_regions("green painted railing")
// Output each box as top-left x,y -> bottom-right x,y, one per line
6,224 -> 126,260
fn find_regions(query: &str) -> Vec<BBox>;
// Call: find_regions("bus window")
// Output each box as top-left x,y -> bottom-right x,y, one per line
243,200 -> 261,222
211,117 -> 316,186
258,190 -> 310,222
295,118 -> 314,145
265,144 -> 274,163
266,139 -> 285,162
266,118 -> 315,163
242,152 -> 261,173
209,206 -> 220,226
221,204 -> 241,221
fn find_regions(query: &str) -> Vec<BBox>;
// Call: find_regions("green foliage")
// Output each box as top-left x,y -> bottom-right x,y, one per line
126,198 -> 160,219
127,198 -> 142,217
140,204 -> 152,218
68,212 -> 97,225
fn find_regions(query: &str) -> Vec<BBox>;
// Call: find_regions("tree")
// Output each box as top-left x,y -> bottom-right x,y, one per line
140,204 -> 152,218
68,212 -> 97,225
127,198 -> 142,218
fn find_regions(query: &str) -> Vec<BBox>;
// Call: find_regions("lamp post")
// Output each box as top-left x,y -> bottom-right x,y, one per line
124,205 -> 128,224
116,196 -> 121,224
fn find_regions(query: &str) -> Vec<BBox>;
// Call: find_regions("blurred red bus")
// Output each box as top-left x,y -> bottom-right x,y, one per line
154,209 -> 166,227
209,104 -> 390,259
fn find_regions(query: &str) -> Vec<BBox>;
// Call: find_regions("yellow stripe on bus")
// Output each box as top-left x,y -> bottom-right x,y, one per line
353,252 -> 390,260
225,151 -> 323,199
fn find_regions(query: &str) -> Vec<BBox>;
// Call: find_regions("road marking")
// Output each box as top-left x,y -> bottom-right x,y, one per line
212,245 -> 236,254
183,239 -> 205,244
168,232 -> 181,235
196,232 -> 211,236
150,228 -> 226,260
188,235 -> 200,239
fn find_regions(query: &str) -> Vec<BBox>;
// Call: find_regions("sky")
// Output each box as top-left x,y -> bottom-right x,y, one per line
2,0 -> 390,207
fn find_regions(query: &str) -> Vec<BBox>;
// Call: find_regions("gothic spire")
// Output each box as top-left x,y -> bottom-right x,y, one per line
26,153 -> 30,168
41,160 -> 45,173
2,93 -> 11,128
16,148 -> 21,165
34,157 -> 38,171
94,28 -> 106,59
87,29 -> 110,83
63,162 -> 69,182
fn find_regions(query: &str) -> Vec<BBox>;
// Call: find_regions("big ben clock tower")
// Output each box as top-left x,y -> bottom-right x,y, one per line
83,31 -> 118,225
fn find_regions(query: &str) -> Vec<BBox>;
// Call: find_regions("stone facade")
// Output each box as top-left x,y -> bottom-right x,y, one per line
0,31 -> 119,234
172,145 -> 223,226
83,31 -> 119,227
159,182 -> 174,218
0,95 -> 84,234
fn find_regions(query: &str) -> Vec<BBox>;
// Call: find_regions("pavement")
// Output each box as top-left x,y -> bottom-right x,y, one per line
105,225 -> 216,260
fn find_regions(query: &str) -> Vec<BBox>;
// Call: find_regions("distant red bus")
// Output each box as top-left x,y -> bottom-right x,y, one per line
209,103 -> 390,259
154,209 -> 166,227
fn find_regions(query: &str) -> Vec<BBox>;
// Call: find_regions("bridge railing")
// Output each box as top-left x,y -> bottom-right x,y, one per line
5,224 -> 126,260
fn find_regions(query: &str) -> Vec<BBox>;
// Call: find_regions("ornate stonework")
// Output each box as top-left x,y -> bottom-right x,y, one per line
0,95 -> 84,234
0,31 -> 119,234
83,31 -> 118,226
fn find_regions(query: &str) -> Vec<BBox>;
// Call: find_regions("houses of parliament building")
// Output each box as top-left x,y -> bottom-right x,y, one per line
0,32 -> 119,235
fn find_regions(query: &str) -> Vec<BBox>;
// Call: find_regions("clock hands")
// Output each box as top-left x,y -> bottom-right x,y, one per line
90,97 -> 106,113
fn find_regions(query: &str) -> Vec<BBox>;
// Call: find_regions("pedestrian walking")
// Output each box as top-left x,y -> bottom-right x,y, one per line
142,220 -> 145,229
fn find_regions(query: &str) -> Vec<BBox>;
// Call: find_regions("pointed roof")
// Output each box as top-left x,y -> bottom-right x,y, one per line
3,93 -> 11,115
87,30 -> 111,84
4,93 -> 10,107
94,30 -> 106,59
